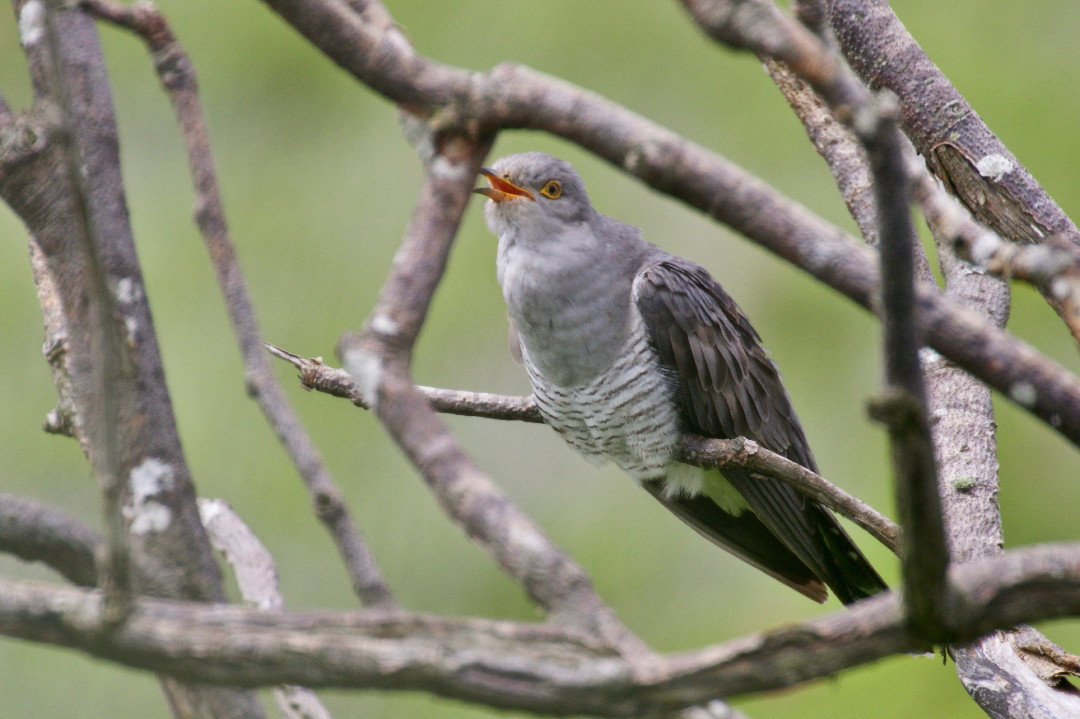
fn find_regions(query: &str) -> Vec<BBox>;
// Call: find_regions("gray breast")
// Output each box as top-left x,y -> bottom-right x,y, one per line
523,325 -> 682,481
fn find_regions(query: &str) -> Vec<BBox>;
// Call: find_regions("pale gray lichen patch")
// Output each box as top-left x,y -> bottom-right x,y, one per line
1009,381 -> 1037,407
975,153 -> 1013,182
343,347 -> 383,411
19,0 -> 44,48
125,457 -> 175,534
952,476 -> 977,493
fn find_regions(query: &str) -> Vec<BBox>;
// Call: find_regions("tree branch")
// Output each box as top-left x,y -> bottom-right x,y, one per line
5,1 -> 264,715
199,499 -> 333,719
679,0 -> 949,642
952,229 -> 1080,344
255,0 -> 1080,451
264,343 -> 544,423
826,0 -> 1080,327
268,346 -> 900,553
37,0 -> 132,623
3,542 -> 1080,714
0,492 -> 100,587
79,0 -> 394,612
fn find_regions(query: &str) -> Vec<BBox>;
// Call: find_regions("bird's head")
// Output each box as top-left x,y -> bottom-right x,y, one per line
474,152 -> 593,240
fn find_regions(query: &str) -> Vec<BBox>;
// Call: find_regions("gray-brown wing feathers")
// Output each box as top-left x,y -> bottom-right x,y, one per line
633,259 -> 886,604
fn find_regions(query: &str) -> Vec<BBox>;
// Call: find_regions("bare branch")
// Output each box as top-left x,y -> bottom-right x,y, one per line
3,542 -> 1080,713
268,346 -> 900,553
79,0 -> 394,611
256,0 -> 1080,451
826,0 -> 1080,331
0,492 -> 100,586
953,230 -> 1080,344
199,499 -> 332,719
5,1 -> 264,715
680,437 -> 900,553
38,0 -> 131,624
680,0 -> 948,643
763,59 -> 877,241
265,343 -> 544,423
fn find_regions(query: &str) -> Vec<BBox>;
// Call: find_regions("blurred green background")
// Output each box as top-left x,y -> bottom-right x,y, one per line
2,1 -> 1079,717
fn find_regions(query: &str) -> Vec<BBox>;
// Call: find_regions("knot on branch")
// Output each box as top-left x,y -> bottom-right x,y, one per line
866,387 -> 928,433
0,113 -> 50,173
678,435 -> 759,469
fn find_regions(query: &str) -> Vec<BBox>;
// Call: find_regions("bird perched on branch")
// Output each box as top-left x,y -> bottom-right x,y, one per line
475,152 -> 885,605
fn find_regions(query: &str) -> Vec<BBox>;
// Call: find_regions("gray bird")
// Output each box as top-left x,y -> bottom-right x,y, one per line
475,152 -> 886,604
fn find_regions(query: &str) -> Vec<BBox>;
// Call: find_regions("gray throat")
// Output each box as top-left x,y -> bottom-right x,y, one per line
497,216 -> 656,387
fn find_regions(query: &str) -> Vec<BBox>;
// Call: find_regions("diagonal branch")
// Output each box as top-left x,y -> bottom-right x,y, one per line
256,0 -> 1080,452
37,0 -> 132,624
199,499 -> 332,719
335,129 -> 653,657
826,0 -> 1080,331
79,0 -> 394,611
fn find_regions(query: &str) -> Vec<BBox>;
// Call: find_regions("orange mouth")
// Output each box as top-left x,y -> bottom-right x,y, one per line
474,169 -> 534,202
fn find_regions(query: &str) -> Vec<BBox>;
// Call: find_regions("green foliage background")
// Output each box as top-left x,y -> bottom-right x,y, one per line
1,1 -> 1079,716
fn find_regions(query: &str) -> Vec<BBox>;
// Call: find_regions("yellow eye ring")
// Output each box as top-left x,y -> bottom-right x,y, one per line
540,180 -> 562,199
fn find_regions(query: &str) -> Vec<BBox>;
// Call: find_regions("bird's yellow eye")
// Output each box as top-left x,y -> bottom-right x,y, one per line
540,180 -> 562,199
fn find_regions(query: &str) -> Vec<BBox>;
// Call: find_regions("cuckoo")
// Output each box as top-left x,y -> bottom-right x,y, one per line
475,152 -> 886,604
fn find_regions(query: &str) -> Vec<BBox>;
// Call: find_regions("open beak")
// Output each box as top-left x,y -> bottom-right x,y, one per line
474,169 -> 534,202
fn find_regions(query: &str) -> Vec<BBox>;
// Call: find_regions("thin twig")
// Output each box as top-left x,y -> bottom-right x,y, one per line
268,345 -> 900,553
265,343 -> 544,423
199,499 -> 333,719
680,437 -> 900,553
80,0 -> 395,611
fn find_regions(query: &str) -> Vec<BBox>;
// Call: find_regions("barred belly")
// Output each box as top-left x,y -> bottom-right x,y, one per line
524,330 -> 682,481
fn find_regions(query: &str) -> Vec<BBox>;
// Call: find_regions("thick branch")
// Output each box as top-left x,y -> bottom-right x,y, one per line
827,0 -> 1080,247
5,2 -> 263,715
80,0 -> 394,611
2,542 -> 1080,714
37,0 -> 132,622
